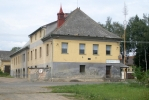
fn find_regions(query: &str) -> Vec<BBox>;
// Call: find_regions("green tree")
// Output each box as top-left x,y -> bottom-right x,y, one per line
101,17 -> 124,37
100,17 -> 124,55
126,15 -> 149,70
11,47 -> 21,53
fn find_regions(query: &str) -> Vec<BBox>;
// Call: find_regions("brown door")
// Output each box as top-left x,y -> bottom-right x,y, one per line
4,66 -> 10,74
106,66 -> 111,78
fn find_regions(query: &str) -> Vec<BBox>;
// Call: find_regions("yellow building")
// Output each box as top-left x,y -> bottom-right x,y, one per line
0,51 -> 13,74
10,7 -> 127,81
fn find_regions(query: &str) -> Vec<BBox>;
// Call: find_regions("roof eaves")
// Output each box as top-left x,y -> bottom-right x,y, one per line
51,34 -> 122,41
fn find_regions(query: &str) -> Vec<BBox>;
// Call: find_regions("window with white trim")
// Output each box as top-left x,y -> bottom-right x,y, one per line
106,45 -> 111,55
93,44 -> 98,55
62,43 -> 68,53
79,44 -> 85,54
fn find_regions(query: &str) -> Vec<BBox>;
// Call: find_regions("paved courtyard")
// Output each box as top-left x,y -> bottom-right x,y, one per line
0,77 -> 101,100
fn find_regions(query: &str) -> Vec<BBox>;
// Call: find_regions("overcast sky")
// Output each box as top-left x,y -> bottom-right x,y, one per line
0,0 -> 149,51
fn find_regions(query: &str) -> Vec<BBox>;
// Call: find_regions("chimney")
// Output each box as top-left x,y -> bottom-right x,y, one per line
57,6 -> 65,28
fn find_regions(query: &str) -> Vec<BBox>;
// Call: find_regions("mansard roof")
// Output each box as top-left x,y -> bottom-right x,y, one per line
0,51 -> 13,61
43,8 -> 121,41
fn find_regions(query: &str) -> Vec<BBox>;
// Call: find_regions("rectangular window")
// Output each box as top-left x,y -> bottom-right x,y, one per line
80,65 -> 85,73
40,30 -> 42,37
28,52 -> 29,61
18,56 -> 19,64
35,49 -> 37,59
62,43 -> 68,53
16,57 -> 17,65
40,47 -> 42,58
47,44 -> 49,56
23,54 -> 25,62
31,51 -> 32,60
30,36 -> 32,42
79,44 -> 85,54
106,45 -> 111,55
14,58 -> 15,65
93,44 -> 98,55
35,34 -> 36,40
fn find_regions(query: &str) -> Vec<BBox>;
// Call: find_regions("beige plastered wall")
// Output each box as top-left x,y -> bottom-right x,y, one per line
53,39 -> 120,63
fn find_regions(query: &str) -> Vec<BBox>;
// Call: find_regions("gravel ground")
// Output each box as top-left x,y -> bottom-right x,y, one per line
0,78 -> 72,100
0,77 -> 102,100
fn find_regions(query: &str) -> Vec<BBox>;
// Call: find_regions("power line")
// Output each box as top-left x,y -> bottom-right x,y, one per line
120,41 -> 149,43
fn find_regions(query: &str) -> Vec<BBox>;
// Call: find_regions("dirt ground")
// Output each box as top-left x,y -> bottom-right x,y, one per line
0,77 -> 73,100
0,77 -> 102,100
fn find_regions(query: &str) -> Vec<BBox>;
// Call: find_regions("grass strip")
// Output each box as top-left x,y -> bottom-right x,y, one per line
49,83 -> 149,100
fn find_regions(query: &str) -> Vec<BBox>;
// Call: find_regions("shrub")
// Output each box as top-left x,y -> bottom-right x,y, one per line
0,69 -> 10,77
133,66 -> 149,87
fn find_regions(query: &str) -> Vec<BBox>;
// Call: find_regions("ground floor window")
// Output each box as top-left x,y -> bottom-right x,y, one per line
23,68 -> 25,78
80,65 -> 85,73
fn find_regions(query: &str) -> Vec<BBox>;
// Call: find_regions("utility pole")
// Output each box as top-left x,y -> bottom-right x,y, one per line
145,48 -> 147,72
123,3 -> 128,65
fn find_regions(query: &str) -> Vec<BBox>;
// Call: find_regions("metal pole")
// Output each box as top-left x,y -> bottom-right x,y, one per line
123,2 -> 128,79
124,29 -> 126,65
123,3 -> 127,65
145,49 -> 147,72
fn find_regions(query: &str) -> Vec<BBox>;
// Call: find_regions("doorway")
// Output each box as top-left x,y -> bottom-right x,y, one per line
4,66 -> 10,74
80,65 -> 85,73
23,68 -> 25,78
106,66 -> 111,78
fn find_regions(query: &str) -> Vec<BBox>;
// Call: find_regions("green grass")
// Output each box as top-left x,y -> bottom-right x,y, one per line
49,83 -> 149,100
0,70 -> 11,77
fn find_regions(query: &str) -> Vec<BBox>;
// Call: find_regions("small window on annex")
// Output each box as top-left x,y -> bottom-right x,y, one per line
79,44 -> 85,54
93,44 -> 98,55
62,43 -> 68,54
106,45 -> 111,55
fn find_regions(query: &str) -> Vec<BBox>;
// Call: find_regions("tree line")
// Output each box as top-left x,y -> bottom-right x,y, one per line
100,14 -> 149,71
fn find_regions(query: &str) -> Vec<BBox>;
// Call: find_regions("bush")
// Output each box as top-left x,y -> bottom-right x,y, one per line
133,66 -> 149,87
0,69 -> 10,77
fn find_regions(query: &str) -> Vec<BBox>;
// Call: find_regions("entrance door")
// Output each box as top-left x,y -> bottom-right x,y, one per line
4,66 -> 10,74
106,66 -> 111,78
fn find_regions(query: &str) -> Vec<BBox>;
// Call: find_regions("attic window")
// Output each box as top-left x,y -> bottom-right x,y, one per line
31,36 -> 32,42
35,34 -> 37,40
40,30 -> 42,37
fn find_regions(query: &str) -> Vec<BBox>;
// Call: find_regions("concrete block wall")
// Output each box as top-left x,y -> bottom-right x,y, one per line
28,68 -> 50,81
